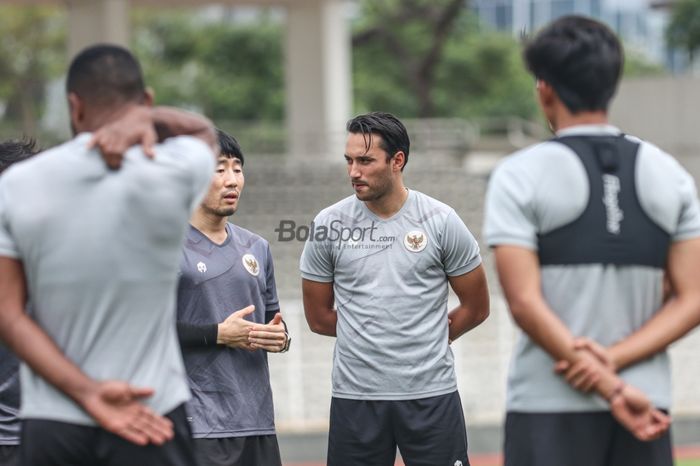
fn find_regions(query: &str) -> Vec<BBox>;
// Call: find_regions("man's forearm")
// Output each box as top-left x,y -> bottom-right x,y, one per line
0,311 -> 97,406
305,308 -> 337,337
495,246 -> 605,390
448,305 -> 487,342
446,266 -> 490,342
151,107 -> 217,148
610,293 -> 700,370
610,238 -> 700,370
0,258 -> 96,406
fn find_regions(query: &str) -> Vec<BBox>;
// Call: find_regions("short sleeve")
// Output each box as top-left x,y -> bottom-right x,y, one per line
299,215 -> 334,283
264,244 -> 281,312
674,171 -> 700,242
0,181 -> 19,259
441,210 -> 481,276
483,162 -> 539,250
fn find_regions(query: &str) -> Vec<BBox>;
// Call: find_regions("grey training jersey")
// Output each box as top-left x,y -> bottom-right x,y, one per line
177,223 -> 280,438
484,124 -> 700,412
0,133 -> 214,425
300,190 -> 482,400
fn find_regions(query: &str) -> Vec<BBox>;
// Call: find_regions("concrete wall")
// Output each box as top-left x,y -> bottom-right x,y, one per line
611,76 -> 700,160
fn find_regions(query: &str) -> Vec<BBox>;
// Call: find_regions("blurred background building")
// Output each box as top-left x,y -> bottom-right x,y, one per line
472,0 -> 671,65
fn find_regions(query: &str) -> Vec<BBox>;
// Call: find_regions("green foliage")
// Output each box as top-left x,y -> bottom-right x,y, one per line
434,29 -> 537,119
352,5 -> 538,120
0,6 -> 65,134
666,0 -> 700,60
0,2 -> 669,144
623,51 -> 667,78
131,8 -> 284,122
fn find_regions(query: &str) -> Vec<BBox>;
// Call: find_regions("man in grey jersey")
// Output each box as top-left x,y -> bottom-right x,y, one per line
0,139 -> 38,466
484,16 -> 700,466
300,112 -> 490,466
176,129 -> 288,466
0,44 -> 218,465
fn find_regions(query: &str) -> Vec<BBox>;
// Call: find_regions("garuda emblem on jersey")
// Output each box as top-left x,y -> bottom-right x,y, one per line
403,230 -> 427,252
242,254 -> 260,276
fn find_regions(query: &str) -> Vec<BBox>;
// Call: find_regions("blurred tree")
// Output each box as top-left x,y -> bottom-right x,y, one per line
623,51 -> 666,78
0,2 -> 669,142
132,9 -> 284,122
352,1 -> 537,120
353,0 -> 467,117
0,6 -> 65,135
666,0 -> 700,62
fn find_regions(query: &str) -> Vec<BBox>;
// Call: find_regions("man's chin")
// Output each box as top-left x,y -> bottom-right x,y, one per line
216,207 -> 236,217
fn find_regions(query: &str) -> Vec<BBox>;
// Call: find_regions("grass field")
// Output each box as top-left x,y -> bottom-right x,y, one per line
678,461 -> 700,466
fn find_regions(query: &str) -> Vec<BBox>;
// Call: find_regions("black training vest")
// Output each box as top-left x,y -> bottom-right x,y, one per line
537,135 -> 670,268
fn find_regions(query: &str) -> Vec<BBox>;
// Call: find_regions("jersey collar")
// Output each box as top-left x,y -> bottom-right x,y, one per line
556,124 -> 622,138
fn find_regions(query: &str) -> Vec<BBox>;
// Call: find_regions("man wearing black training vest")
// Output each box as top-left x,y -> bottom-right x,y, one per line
484,15 -> 700,466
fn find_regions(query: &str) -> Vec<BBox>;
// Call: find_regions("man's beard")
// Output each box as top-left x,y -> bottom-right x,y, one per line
203,204 -> 236,218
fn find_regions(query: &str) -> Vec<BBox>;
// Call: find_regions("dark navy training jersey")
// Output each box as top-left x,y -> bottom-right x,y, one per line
177,223 -> 280,438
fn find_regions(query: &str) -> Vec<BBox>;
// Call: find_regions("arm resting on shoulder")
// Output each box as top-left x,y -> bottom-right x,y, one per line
302,279 -> 337,337
89,106 -> 217,169
151,106 -> 216,149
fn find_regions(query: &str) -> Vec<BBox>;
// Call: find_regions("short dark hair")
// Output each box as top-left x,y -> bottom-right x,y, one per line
346,112 -> 410,171
0,138 -> 39,175
66,44 -> 146,107
524,15 -> 623,113
216,128 -> 243,165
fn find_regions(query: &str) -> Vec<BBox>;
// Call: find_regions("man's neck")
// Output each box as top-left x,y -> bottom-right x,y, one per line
365,182 -> 409,219
554,110 -> 608,132
78,103 -> 143,133
190,210 -> 230,244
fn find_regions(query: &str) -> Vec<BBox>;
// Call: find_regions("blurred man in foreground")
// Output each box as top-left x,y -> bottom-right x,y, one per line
0,44 -> 217,465
484,16 -> 700,466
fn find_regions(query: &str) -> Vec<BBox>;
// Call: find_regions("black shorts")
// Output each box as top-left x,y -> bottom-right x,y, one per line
328,391 -> 470,466
504,411 -> 673,466
19,404 -> 197,466
0,445 -> 19,466
193,435 -> 281,466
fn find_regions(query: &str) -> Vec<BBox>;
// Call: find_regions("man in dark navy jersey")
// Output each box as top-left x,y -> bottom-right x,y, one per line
176,129 -> 289,466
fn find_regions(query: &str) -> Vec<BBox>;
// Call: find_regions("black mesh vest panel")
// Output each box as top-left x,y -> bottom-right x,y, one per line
537,135 -> 670,268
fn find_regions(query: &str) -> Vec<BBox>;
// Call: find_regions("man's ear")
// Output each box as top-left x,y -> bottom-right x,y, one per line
67,92 -> 84,130
143,87 -> 155,107
392,151 -> 406,172
537,80 -> 557,106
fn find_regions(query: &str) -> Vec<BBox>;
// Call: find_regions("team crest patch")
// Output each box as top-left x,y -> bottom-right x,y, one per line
404,230 -> 427,252
242,254 -> 260,276
196,261 -> 207,273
